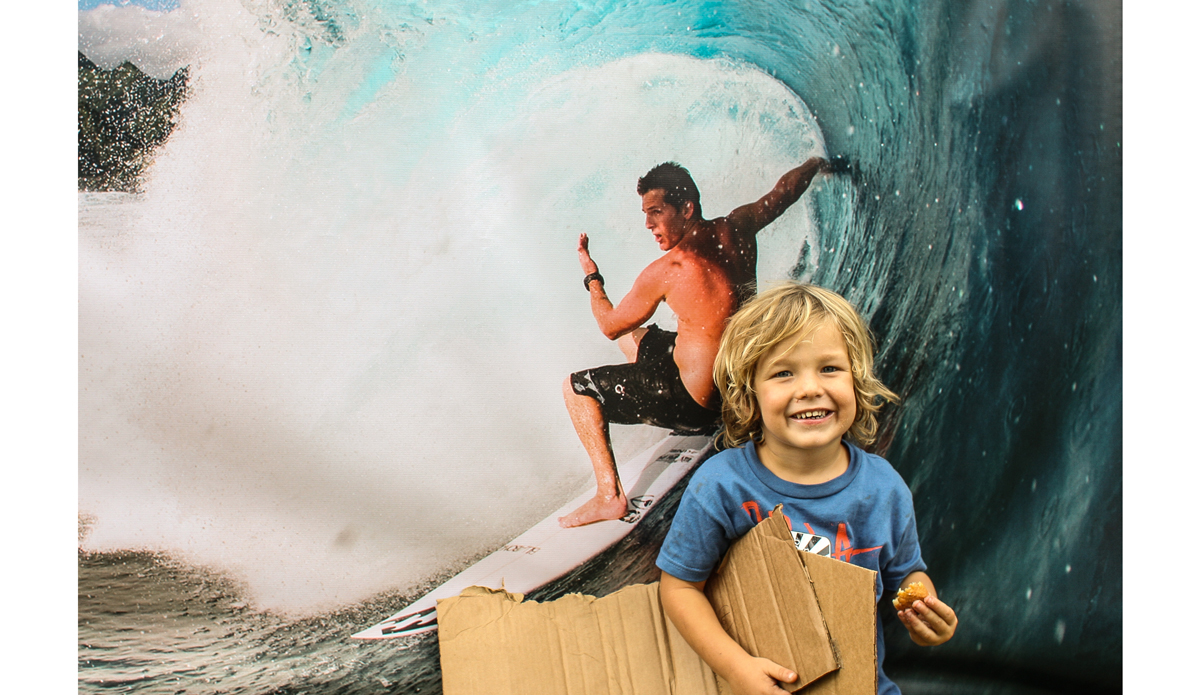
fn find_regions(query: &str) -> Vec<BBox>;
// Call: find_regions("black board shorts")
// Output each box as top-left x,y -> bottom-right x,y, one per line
570,325 -> 720,435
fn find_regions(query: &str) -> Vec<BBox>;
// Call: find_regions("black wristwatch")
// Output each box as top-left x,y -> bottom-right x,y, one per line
583,271 -> 604,291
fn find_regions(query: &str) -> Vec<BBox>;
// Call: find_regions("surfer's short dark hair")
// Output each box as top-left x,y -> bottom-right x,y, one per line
714,282 -> 898,449
637,162 -> 701,218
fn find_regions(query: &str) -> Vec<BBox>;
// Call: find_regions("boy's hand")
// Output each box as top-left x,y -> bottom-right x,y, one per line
659,572 -> 797,695
727,655 -> 798,695
897,595 -> 958,646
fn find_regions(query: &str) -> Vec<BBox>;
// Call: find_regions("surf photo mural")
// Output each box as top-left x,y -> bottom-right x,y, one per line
78,1 -> 1121,693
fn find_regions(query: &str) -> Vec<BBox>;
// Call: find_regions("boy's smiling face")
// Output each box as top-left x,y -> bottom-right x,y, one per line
753,318 -> 857,472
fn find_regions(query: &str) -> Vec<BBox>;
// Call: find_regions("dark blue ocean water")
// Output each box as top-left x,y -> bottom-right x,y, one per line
79,1 -> 1120,693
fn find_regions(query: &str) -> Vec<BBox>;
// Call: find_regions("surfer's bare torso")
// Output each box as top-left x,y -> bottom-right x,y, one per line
617,216 -> 750,408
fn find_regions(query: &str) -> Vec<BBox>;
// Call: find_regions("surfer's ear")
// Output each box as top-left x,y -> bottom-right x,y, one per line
682,200 -> 694,219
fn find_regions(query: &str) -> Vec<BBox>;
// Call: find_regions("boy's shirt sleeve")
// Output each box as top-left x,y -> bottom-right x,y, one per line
878,482 -> 927,593
656,459 -> 743,583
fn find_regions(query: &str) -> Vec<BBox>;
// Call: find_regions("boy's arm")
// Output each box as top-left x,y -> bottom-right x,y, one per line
894,571 -> 958,646
659,571 -> 798,695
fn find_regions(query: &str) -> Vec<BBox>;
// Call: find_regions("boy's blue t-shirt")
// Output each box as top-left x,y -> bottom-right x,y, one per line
656,440 -> 927,695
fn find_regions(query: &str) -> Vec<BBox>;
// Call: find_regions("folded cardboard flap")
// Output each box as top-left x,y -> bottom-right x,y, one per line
796,550 -> 878,695
438,506 -> 877,695
704,510 -> 839,692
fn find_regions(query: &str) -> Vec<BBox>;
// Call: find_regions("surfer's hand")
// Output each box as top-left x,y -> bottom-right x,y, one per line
824,154 -> 854,176
578,233 -> 598,274
727,655 -> 797,695
824,155 -> 852,175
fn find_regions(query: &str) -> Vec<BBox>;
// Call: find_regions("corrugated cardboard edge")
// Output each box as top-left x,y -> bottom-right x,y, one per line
438,583 -> 720,695
705,508 -> 840,692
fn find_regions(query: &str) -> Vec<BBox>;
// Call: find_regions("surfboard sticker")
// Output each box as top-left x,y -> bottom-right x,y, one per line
351,434 -> 714,640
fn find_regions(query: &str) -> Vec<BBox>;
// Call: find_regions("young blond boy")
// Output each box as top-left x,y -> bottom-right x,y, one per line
656,283 -> 958,695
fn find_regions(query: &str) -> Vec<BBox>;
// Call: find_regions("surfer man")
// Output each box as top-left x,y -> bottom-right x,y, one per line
560,158 -> 832,528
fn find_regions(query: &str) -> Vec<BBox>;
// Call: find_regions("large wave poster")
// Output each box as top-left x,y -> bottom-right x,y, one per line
77,1 -> 1121,693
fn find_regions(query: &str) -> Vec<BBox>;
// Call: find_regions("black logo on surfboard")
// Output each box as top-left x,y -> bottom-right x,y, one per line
620,495 -> 654,524
380,606 -> 437,636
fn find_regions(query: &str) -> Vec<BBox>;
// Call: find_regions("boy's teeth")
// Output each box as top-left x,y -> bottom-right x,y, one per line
796,410 -> 830,420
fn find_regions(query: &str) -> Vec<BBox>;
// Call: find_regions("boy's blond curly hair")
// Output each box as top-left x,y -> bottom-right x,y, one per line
714,282 -> 898,449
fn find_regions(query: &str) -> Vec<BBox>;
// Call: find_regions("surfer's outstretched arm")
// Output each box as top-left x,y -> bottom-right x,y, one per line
725,157 -> 829,237
577,233 -> 662,340
660,572 -> 798,695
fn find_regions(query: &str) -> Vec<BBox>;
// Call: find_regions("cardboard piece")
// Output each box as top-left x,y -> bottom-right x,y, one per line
797,550 -> 878,694
704,510 -> 839,692
438,584 -> 720,695
438,505 -> 878,695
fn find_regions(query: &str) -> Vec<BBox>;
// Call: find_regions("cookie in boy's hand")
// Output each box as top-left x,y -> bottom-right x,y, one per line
892,582 -> 929,611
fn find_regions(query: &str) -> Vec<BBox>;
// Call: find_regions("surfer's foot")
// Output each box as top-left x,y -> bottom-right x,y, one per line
558,493 -> 628,528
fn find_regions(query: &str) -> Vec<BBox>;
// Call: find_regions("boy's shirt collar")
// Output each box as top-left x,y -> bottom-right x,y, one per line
741,439 -> 862,499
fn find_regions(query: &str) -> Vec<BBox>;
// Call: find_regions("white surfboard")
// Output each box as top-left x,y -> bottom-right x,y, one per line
351,433 -> 714,639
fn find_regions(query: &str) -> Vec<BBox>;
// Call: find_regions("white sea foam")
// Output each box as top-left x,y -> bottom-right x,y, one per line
78,1 -> 829,614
